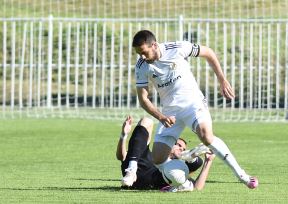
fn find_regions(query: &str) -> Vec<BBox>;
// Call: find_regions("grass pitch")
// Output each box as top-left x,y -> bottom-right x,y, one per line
0,118 -> 287,203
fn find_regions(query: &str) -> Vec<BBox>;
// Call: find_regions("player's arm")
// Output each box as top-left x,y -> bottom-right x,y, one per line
116,116 -> 133,161
137,86 -> 175,127
193,152 -> 215,190
198,45 -> 235,100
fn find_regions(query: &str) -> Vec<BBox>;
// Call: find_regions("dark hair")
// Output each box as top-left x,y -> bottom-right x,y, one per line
177,138 -> 187,145
132,30 -> 156,47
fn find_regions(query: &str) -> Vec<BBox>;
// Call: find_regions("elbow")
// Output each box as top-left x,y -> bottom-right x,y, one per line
204,46 -> 214,56
193,180 -> 205,191
116,151 -> 127,161
138,99 -> 146,108
195,186 -> 204,191
206,48 -> 216,61
116,153 -> 124,161
201,46 -> 216,61
207,47 -> 214,54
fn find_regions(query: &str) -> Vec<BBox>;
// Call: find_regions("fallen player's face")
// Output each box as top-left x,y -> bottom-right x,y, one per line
170,139 -> 187,159
135,43 -> 160,64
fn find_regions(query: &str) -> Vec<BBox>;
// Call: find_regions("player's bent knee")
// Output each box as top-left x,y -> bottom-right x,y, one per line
196,124 -> 214,145
152,142 -> 171,165
138,117 -> 153,132
200,135 -> 214,146
152,154 -> 167,165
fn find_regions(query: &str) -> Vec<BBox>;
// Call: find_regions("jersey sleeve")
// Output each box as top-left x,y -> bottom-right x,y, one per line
135,58 -> 149,87
180,41 -> 200,58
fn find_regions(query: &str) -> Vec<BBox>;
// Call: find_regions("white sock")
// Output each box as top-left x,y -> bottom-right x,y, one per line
128,160 -> 138,172
208,136 -> 249,183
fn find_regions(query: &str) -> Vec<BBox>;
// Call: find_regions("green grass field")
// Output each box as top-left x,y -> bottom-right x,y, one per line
0,118 -> 287,203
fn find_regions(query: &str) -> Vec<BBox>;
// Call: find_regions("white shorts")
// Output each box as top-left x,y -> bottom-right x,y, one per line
154,99 -> 212,148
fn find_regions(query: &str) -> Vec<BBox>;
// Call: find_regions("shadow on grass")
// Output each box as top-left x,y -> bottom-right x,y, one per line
206,180 -> 240,184
71,178 -> 120,182
206,180 -> 278,185
0,180 -> 277,192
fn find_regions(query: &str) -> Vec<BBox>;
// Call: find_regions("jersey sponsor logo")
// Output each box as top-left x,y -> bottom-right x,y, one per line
170,62 -> 177,70
157,75 -> 181,88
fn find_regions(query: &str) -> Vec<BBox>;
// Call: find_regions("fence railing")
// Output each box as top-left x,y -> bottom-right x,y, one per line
0,16 -> 287,121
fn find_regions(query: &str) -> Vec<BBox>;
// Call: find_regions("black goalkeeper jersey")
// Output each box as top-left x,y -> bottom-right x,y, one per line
121,146 -> 203,190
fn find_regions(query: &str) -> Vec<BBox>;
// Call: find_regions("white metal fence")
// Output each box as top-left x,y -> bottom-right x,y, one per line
0,16 -> 287,121
2,0 -> 288,19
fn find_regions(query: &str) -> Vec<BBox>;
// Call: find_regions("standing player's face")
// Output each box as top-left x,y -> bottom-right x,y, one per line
170,139 -> 187,159
135,42 -> 160,64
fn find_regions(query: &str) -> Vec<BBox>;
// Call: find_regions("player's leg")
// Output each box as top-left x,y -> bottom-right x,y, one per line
121,117 -> 153,186
151,142 -> 172,165
196,122 -> 245,177
152,120 -> 185,167
152,122 -> 194,190
195,116 -> 258,189
182,99 -> 258,189
126,117 -> 153,161
139,117 -> 153,145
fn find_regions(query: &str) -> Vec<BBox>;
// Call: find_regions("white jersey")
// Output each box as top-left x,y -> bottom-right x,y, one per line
135,41 -> 204,108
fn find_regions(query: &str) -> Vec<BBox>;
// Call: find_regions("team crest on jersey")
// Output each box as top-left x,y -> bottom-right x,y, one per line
152,73 -> 158,78
170,62 -> 177,70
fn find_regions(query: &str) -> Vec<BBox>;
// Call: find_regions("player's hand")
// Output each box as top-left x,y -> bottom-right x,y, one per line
121,115 -> 133,138
204,150 -> 216,162
219,79 -> 235,100
160,116 -> 176,128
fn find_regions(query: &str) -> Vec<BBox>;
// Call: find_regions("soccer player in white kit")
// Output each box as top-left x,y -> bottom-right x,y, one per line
131,30 -> 258,191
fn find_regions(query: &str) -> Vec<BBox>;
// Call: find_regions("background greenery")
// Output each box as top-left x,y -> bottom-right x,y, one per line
1,1 -> 287,111
0,0 -> 287,19
0,118 -> 287,203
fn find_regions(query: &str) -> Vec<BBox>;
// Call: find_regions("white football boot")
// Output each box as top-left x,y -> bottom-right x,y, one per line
180,143 -> 210,162
121,168 -> 137,187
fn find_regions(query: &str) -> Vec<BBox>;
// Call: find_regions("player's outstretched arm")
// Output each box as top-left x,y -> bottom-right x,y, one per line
198,45 -> 235,100
137,86 -> 175,127
116,116 -> 133,161
193,152 -> 215,190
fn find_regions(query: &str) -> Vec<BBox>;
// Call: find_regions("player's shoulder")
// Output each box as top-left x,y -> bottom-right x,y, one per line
163,41 -> 182,50
135,57 -> 146,69
162,41 -> 191,50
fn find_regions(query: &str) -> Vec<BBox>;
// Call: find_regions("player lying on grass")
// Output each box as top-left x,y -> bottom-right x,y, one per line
116,116 -> 215,192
